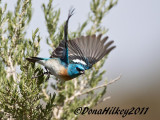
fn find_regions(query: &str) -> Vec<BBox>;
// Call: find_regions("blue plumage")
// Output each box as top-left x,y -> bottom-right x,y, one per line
68,64 -> 85,78
26,8 -> 115,81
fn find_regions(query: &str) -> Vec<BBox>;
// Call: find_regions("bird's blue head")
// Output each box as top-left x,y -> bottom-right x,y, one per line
67,64 -> 85,78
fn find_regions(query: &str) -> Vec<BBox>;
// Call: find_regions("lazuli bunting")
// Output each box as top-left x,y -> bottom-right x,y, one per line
26,9 -> 116,81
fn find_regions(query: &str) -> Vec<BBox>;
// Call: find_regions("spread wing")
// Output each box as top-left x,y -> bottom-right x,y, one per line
50,8 -> 74,65
51,34 -> 116,69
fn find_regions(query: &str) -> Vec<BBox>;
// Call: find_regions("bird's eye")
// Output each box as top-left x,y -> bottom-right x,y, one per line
76,67 -> 85,74
76,67 -> 81,71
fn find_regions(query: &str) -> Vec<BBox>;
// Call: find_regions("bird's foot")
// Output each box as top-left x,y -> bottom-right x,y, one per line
31,68 -> 51,81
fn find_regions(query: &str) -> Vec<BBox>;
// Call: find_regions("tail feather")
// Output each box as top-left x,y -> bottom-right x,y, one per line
26,57 -> 49,63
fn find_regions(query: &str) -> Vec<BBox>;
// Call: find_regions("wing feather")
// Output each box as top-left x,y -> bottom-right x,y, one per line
68,34 -> 116,69
51,34 -> 115,69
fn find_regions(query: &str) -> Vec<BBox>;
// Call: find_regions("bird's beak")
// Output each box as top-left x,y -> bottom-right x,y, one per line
80,70 -> 85,74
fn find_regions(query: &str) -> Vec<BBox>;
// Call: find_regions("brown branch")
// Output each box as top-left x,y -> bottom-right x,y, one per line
81,75 -> 121,95
65,75 -> 121,102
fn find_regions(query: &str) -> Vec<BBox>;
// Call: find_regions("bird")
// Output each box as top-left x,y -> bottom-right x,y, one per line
26,8 -> 116,81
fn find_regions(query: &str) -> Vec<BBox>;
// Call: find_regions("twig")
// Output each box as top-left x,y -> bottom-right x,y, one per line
102,96 -> 111,101
42,89 -> 49,100
7,56 -> 16,82
65,75 -> 121,102
81,75 -> 121,95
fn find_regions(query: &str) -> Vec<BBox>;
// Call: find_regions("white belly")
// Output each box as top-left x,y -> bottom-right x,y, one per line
45,59 -> 64,77
36,58 -> 70,80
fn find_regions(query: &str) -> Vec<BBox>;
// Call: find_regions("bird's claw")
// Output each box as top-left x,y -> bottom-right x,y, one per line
32,68 -> 51,81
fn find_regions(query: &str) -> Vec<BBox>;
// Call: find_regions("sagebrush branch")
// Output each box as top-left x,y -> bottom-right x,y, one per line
65,75 -> 121,102
81,75 -> 121,95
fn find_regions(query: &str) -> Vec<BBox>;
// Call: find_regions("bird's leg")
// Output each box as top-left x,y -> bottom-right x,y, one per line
32,67 -> 51,79
46,73 -> 50,81
45,67 -> 51,81
32,73 -> 44,79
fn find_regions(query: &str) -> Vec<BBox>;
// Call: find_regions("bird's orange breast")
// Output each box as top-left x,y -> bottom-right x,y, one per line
59,66 -> 72,81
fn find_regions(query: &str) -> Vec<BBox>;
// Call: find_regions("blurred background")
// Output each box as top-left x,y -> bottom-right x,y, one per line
3,0 -> 160,119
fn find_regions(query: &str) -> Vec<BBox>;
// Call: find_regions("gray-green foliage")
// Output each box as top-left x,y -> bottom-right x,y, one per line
0,0 -> 117,119
0,0 -> 55,119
